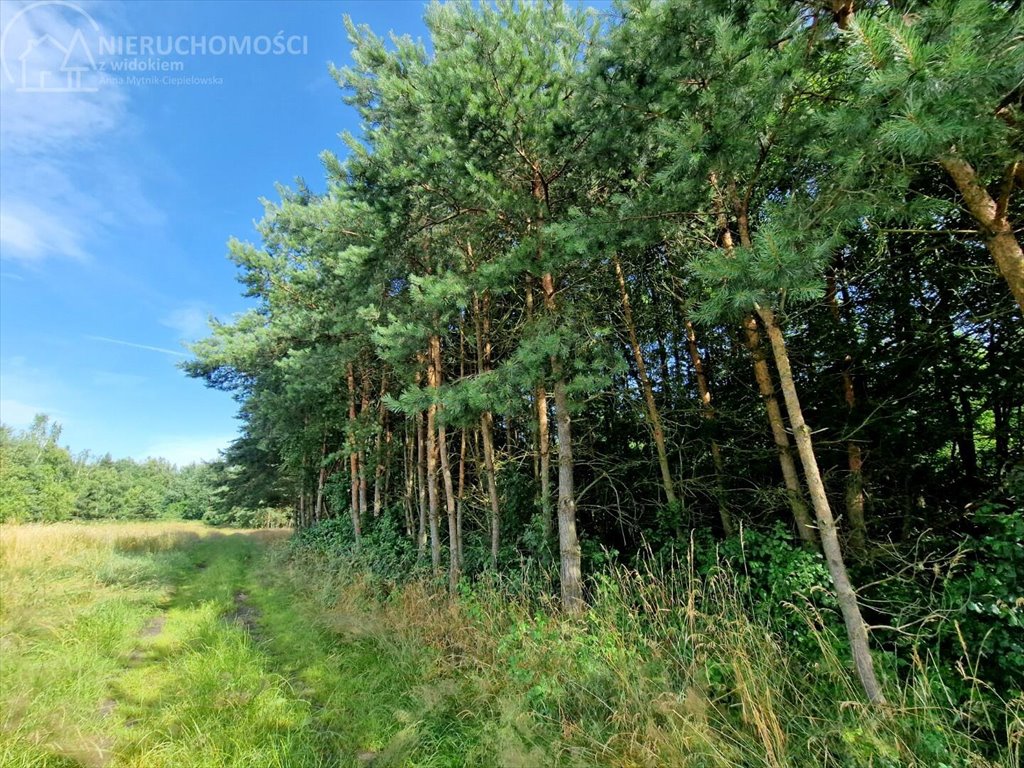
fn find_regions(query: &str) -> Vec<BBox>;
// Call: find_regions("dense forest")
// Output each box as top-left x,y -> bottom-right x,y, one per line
164,0 -> 1024,758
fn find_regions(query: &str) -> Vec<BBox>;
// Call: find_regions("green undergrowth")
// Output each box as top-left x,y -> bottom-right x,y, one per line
276,529 -> 1024,768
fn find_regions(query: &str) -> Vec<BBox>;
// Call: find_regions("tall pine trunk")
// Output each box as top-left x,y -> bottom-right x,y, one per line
433,331 -> 460,592
535,166 -> 583,613
372,376 -> 388,520
403,425 -> 415,538
481,412 -> 501,567
543,270 -> 584,613
715,181 -> 814,544
827,271 -> 867,551
685,319 -> 733,534
526,277 -> 552,545
473,286 -> 502,568
612,254 -> 679,510
416,411 -> 428,556
314,434 -> 328,524
756,304 -> 885,705
425,349 -> 442,575
346,363 -> 362,546
729,189 -> 817,546
742,318 -> 818,546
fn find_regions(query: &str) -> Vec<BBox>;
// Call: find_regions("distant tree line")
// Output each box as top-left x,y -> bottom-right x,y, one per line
182,0 -> 1022,707
0,414 -> 286,526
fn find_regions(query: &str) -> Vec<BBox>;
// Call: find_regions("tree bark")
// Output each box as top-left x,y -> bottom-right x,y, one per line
827,272 -> 867,551
543,270 -> 584,614
481,411 -> 501,567
473,289 -> 503,568
425,350 -> 442,575
685,319 -> 735,535
357,371 -> 370,520
721,180 -> 814,544
939,153 -> 1024,314
416,411 -> 428,556
743,318 -> 819,546
431,332 -> 459,591
314,434 -> 328,524
372,376 -> 388,520
526,276 -> 553,545
612,253 -> 679,510
346,363 -> 362,546
456,427 -> 466,570
404,424 -> 415,538
756,304 -> 885,705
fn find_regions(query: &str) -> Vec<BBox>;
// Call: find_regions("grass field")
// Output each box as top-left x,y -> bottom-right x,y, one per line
2,522 -> 1019,767
0,522 -> 434,768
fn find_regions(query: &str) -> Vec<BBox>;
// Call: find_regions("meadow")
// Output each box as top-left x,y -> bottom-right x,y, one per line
1,521 -> 1019,767
0,522 -> 419,767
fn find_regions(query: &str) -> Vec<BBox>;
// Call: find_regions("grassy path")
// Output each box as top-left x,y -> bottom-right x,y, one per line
0,523 -> 418,768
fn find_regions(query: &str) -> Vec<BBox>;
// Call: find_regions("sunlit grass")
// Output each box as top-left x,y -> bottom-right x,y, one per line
3,521 -> 1019,767
0,522 -> 361,767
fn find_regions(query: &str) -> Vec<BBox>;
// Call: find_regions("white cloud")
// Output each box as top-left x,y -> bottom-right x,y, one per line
161,304 -> 213,342
0,397 -> 59,427
0,200 -> 87,261
141,435 -> 231,467
0,1 -> 165,264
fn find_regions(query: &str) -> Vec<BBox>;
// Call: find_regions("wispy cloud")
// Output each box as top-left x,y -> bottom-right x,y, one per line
0,200 -> 88,261
161,303 -> 213,342
0,1 -> 164,264
86,335 -> 187,357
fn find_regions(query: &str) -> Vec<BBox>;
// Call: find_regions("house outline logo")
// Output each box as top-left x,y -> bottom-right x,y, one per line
1,1 -> 101,93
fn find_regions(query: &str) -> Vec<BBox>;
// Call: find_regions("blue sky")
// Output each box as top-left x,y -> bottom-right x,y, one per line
0,0 -> 435,465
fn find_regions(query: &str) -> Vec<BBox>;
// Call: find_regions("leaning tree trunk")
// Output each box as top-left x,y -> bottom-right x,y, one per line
372,376 -> 388,520
756,304 -> 885,705
729,188 -> 818,546
481,411 -> 501,567
456,427 -> 466,570
612,254 -> 680,511
940,154 -> 1024,315
403,424 -> 415,538
736,322 -> 805,539
314,434 -> 328,524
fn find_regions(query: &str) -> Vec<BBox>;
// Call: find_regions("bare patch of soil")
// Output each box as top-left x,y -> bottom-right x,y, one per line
226,591 -> 261,634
